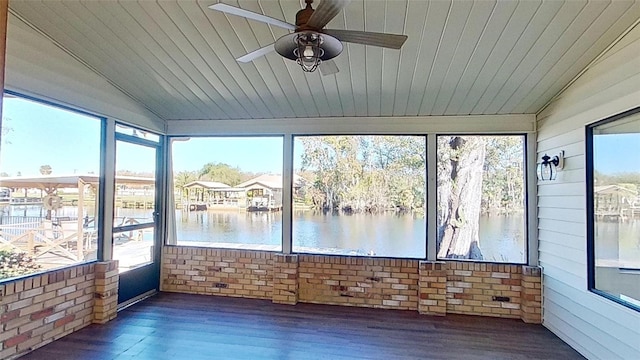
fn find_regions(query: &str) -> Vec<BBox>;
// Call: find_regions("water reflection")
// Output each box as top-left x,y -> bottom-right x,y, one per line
292,210 -> 426,257
595,220 -> 640,267
177,210 -> 282,247
176,209 -> 526,260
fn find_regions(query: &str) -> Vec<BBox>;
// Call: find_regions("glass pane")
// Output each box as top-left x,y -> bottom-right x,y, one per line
113,227 -> 155,273
170,137 -> 283,251
292,136 -> 426,257
116,124 -> 160,142
591,112 -> 640,308
0,95 -> 101,280
436,135 -> 526,263
113,141 -> 156,226
113,141 -> 156,273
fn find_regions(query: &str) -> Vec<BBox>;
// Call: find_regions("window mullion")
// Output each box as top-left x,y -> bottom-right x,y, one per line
427,133 -> 438,261
282,134 -> 293,254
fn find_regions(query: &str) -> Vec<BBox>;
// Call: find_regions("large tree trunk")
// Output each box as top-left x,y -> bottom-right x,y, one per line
437,137 -> 485,259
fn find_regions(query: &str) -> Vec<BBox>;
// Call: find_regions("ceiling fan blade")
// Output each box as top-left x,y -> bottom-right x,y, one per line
236,43 -> 276,63
307,0 -> 350,29
209,3 -> 296,31
319,60 -> 339,76
324,29 -> 407,49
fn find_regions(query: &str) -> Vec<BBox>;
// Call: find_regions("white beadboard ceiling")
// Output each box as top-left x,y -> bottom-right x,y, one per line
7,0 -> 640,121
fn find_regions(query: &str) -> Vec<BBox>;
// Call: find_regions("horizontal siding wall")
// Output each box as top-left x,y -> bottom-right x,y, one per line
4,13 -> 165,132
536,22 -> 640,360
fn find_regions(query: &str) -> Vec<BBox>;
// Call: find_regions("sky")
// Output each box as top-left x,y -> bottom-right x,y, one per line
0,96 -> 285,176
171,137 -> 284,174
1,95 -> 638,177
593,133 -> 640,175
1,96 -> 101,176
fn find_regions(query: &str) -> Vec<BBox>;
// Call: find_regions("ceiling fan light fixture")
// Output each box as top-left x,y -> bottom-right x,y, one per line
275,31 -> 342,73
293,32 -> 324,72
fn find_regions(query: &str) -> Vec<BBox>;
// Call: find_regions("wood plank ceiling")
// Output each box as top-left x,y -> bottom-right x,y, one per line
7,0 -> 640,121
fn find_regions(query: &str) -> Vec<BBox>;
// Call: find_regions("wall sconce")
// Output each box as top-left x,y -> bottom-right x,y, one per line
537,151 -> 564,181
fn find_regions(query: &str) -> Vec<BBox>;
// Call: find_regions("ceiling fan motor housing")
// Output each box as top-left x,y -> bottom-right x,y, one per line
295,2 -> 315,30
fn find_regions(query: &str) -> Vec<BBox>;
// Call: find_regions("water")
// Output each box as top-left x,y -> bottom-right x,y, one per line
0,205 -> 532,262
595,220 -> 640,267
175,209 -> 526,261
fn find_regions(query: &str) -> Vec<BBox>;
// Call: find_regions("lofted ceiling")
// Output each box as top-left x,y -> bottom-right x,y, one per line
7,0 -> 640,121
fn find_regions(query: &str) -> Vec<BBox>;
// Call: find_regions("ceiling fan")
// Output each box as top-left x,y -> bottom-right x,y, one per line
209,0 -> 408,75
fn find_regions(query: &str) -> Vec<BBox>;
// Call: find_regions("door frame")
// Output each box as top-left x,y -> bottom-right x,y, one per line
113,127 -> 165,305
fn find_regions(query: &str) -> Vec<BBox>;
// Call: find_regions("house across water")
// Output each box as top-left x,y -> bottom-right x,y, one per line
181,174 -> 306,212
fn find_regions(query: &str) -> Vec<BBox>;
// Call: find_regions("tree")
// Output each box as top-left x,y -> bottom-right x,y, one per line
174,170 -> 197,189
437,136 -> 485,260
481,137 -> 524,215
198,162 -> 244,186
297,136 -> 426,212
39,165 -> 53,175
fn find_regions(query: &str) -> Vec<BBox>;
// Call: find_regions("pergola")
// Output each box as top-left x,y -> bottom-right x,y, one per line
0,174 -> 154,261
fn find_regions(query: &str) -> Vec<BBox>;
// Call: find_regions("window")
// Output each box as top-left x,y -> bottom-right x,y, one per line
436,135 -> 526,263
169,137 -> 283,251
0,93 -> 102,280
588,108 -> 640,311
292,135 -> 426,258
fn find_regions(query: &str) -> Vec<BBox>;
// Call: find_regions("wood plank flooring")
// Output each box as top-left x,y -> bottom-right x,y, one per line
20,292 -> 584,360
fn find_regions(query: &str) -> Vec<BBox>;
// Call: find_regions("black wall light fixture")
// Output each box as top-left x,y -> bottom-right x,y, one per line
537,151 -> 564,181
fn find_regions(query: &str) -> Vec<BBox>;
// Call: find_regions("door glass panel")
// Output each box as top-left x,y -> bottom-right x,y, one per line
113,227 -> 155,273
113,140 -> 157,273
113,141 -> 156,226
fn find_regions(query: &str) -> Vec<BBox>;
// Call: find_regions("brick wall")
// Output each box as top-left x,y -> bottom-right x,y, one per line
445,262 -> 523,319
521,266 -> 542,324
0,261 -> 110,359
161,246 -> 542,323
272,254 -> 298,305
93,261 -> 119,324
298,256 -> 419,310
161,247 -> 274,299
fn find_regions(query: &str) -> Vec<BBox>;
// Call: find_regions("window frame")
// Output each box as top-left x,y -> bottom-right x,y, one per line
586,106 -> 640,313
0,90 -> 107,283
434,133 -> 529,265
165,135 -> 285,252
290,133 -> 428,259
165,116 -> 536,264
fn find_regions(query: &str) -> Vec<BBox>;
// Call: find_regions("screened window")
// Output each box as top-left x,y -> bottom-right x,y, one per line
292,135 -> 426,258
436,135 -> 526,263
0,93 -> 102,280
169,137 -> 283,251
588,109 -> 640,311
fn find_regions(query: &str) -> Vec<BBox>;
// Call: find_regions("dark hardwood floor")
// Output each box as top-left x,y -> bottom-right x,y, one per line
21,292 -> 583,360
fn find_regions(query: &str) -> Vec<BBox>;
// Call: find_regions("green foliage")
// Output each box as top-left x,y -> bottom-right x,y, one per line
0,249 -> 41,279
174,170 -> 198,188
297,136 -> 426,212
39,164 -> 53,175
198,162 -> 245,186
595,171 -> 640,188
481,137 -> 524,214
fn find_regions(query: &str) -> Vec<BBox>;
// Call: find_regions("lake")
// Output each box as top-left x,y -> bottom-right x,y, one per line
174,209 -> 527,262
0,205 -> 528,262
